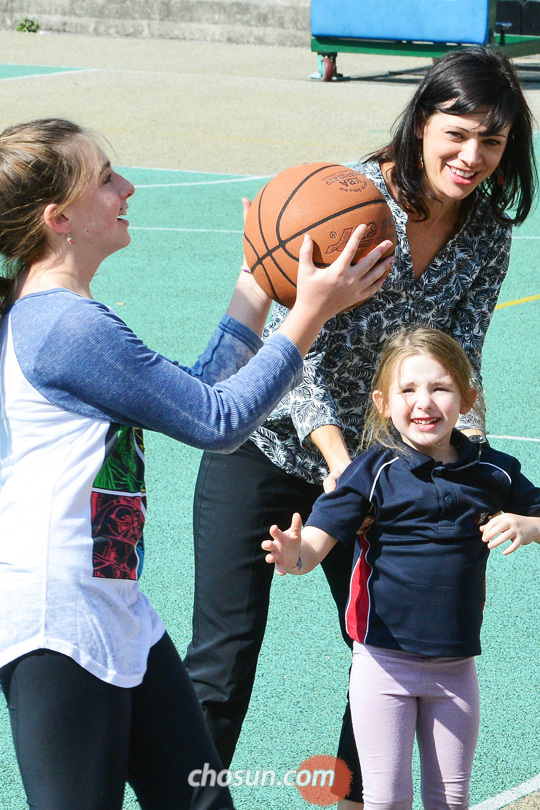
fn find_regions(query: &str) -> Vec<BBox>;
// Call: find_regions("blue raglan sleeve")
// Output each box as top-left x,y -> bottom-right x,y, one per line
188,313 -> 265,385
12,294 -> 303,453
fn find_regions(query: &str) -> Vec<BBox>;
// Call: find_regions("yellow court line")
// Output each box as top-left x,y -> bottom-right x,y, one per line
495,293 -> 540,310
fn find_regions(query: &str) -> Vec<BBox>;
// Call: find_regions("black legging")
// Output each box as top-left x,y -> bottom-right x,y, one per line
184,440 -> 362,802
0,633 -> 234,810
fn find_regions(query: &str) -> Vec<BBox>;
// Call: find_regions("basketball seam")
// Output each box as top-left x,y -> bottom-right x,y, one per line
249,163 -> 345,283
258,183 -> 294,293
249,183 -> 284,302
254,198 -> 390,268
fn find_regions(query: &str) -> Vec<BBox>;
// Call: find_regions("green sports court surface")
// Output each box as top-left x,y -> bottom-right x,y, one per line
0,64 -> 83,79
0,62 -> 539,810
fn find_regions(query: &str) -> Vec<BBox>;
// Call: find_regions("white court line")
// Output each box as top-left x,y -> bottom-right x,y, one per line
489,434 -> 540,444
127,226 -> 540,247
123,226 -> 540,258
471,774 -> 540,810
123,163 -> 355,175
120,165 -> 264,176
134,175 -> 270,189
130,226 -> 241,234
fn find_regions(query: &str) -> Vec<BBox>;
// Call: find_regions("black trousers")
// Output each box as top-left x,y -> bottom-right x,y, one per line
0,633 -> 234,810
184,440 -> 362,801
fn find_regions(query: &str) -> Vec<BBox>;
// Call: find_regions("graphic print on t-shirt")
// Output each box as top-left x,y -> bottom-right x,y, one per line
91,425 -> 146,580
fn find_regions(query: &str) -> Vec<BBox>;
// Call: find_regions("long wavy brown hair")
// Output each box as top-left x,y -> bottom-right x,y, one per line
0,118 -> 103,307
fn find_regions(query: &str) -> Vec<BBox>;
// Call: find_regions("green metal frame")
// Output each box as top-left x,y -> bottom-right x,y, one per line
311,33 -> 540,60
311,0 -> 540,77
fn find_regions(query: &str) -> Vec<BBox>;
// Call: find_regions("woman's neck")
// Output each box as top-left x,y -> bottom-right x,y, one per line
381,161 -> 461,226
14,256 -> 95,301
414,195 -> 460,230
381,162 -> 461,280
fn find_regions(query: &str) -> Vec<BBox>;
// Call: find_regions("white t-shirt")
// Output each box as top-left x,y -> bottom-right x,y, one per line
0,289 -> 302,686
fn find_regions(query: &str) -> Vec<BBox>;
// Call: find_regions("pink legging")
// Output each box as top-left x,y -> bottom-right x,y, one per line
350,643 -> 480,810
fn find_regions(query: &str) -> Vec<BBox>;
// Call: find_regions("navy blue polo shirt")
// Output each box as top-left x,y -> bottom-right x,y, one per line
306,431 -> 540,657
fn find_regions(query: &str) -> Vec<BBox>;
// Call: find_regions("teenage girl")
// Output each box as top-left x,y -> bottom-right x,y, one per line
262,325 -> 540,810
0,118 -> 393,810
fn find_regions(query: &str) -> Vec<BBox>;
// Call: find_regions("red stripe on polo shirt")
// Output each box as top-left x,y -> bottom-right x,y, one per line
346,532 -> 372,643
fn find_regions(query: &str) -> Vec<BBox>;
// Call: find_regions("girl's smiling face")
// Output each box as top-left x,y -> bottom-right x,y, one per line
418,110 -> 510,210
373,352 -> 476,462
61,150 -> 135,262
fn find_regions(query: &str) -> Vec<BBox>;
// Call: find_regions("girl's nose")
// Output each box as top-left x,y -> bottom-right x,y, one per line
416,390 -> 433,409
117,173 -> 135,199
123,179 -> 135,199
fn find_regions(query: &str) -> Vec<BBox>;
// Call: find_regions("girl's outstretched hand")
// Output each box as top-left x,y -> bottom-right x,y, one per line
293,224 -> 394,324
262,512 -> 303,575
480,511 -> 540,555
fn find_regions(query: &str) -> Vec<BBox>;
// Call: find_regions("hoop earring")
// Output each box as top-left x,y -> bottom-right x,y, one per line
66,234 -> 73,244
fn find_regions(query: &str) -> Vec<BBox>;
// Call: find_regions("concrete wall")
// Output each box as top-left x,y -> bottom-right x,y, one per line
0,0 -> 311,46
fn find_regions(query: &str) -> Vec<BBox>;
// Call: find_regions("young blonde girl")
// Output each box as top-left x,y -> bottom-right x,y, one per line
263,326 -> 540,810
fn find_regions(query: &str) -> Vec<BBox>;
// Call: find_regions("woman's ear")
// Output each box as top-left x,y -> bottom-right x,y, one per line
415,114 -> 426,141
372,390 -> 390,418
460,388 -> 478,415
43,203 -> 70,235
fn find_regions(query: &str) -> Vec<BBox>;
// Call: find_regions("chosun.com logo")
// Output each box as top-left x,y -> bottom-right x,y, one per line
189,755 -> 353,806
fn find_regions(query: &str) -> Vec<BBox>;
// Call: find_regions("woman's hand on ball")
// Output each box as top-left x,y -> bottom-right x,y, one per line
242,197 -> 251,223
294,224 -> 394,322
226,197 -> 274,334
240,197 -> 253,272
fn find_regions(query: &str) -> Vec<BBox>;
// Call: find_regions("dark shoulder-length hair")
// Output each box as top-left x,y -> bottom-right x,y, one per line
367,46 -> 536,226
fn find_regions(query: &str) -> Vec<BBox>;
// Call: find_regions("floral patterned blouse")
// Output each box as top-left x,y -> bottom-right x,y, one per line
250,160 -> 513,485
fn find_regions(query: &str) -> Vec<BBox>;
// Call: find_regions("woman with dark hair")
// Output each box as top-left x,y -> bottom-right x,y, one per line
184,46 -> 537,808
382,46 -> 534,227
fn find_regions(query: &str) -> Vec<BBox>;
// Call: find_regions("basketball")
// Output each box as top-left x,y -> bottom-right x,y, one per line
243,162 -> 396,310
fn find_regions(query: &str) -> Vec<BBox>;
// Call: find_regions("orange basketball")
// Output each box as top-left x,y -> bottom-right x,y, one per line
243,162 -> 396,310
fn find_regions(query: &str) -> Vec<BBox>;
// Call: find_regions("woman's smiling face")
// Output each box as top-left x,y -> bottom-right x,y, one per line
418,110 -> 510,210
